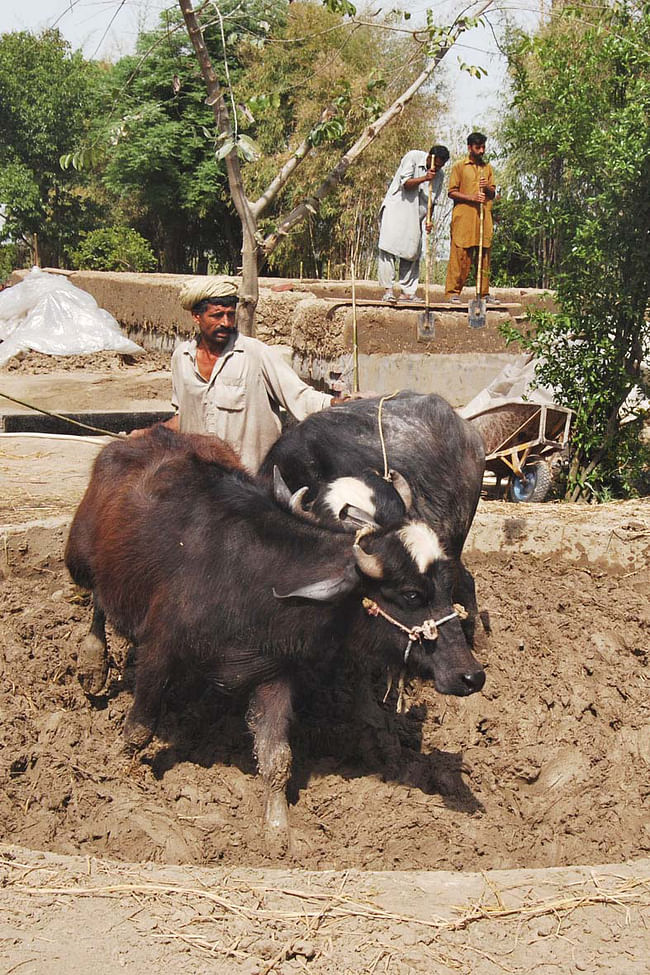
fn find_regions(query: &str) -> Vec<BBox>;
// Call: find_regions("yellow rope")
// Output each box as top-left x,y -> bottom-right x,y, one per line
0,390 -> 123,439
376,390 -> 400,480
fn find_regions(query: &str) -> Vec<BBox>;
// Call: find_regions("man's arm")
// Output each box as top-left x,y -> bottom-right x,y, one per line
260,346 -> 372,419
448,163 -> 495,204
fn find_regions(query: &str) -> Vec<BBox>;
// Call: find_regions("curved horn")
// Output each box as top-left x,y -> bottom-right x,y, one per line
353,526 -> 383,579
272,466 -> 292,506
388,470 -> 413,512
289,486 -> 318,522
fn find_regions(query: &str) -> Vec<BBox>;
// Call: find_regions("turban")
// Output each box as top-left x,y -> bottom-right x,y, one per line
178,276 -> 239,311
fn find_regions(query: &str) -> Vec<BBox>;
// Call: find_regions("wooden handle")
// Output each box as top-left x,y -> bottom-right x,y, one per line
476,202 -> 484,297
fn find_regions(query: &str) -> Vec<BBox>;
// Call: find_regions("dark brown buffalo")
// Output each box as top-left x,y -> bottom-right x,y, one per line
66,426 -> 485,841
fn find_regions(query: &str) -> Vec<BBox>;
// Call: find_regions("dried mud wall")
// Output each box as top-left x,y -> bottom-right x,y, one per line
8,270 -> 546,402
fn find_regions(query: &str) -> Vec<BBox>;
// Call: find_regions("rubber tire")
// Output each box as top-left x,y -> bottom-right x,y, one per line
509,460 -> 553,503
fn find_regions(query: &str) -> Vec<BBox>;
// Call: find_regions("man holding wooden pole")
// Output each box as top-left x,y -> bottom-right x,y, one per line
445,132 -> 499,304
377,144 -> 449,303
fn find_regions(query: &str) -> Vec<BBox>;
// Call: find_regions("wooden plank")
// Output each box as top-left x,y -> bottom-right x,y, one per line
321,297 -> 521,310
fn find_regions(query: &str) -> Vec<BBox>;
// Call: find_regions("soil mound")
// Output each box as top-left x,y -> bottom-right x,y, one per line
1,532 -> 647,873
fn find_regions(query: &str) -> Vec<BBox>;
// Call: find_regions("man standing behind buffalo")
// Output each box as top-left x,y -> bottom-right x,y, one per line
445,132 -> 498,303
377,144 -> 450,303
158,278 -> 346,472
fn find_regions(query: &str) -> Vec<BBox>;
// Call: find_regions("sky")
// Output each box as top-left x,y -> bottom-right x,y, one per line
0,0 -> 539,144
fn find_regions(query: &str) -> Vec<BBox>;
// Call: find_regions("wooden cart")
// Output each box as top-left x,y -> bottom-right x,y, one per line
472,401 -> 573,502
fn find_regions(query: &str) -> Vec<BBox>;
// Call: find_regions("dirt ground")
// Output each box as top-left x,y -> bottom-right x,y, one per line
0,352 -> 649,972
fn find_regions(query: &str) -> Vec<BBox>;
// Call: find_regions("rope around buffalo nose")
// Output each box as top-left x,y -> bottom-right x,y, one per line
362,597 -> 469,663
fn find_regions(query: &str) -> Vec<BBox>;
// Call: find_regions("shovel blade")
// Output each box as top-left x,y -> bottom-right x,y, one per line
417,310 -> 436,341
468,297 -> 487,328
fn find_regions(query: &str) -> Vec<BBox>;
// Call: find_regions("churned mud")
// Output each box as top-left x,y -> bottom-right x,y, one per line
1,531 -> 647,874
0,347 -> 648,972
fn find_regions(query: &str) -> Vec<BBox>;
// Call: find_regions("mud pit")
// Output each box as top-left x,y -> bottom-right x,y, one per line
1,517 -> 648,873
1,352 -> 649,971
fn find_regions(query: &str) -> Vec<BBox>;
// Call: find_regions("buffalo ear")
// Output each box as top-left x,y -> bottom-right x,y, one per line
273,564 -> 358,602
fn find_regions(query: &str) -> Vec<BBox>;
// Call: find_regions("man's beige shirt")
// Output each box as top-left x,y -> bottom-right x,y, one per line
171,333 -> 331,472
448,157 -> 495,248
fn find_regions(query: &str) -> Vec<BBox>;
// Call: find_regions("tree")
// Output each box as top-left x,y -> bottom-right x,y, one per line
71,226 -> 157,271
237,2 -> 443,278
177,0 -> 493,333
96,3 -> 283,272
499,0 -> 650,499
0,30 -> 104,267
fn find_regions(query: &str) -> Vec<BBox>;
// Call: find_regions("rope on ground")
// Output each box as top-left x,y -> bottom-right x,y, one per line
0,390 -> 123,439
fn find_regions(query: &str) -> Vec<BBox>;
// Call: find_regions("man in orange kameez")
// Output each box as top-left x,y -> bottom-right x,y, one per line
445,132 -> 499,303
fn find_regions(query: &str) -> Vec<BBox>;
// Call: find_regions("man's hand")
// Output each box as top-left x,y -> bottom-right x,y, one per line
330,391 -> 377,406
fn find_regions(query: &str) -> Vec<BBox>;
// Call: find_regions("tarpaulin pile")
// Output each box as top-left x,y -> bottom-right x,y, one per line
0,267 -> 143,367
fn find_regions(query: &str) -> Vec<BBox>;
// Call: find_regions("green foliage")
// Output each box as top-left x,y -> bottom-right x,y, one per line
0,30 -> 105,266
498,0 -> 650,499
71,226 -> 157,272
0,244 -> 24,282
91,0 -> 286,271
235,1 -> 444,277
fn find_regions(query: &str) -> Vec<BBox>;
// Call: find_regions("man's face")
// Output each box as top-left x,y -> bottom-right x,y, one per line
433,155 -> 448,172
193,303 -> 237,349
468,142 -> 486,163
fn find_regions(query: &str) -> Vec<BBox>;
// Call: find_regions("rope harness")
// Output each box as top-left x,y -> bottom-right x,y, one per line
377,391 -> 400,481
362,597 -> 469,663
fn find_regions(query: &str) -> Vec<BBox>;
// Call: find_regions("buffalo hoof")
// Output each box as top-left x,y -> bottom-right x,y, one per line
123,715 -> 154,752
76,634 -> 109,696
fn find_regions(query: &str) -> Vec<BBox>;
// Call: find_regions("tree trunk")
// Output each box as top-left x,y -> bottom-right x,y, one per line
178,0 -> 258,335
178,0 -> 494,332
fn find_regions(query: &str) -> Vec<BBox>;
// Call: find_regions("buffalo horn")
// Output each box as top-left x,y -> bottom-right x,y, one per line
289,485 -> 317,520
389,470 -> 413,512
272,466 -> 292,506
353,526 -> 383,579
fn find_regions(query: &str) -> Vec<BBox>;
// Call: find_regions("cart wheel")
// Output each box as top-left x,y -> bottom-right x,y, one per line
509,460 -> 553,503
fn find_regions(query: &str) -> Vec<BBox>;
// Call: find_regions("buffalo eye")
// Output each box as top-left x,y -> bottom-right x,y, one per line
401,590 -> 423,606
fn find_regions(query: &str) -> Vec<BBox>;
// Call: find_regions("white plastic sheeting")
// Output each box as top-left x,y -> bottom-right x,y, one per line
457,353 -> 557,420
0,267 -> 143,366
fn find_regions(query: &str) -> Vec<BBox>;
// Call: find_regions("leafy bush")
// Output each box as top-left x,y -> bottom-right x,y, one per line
71,227 -> 157,272
497,1 -> 650,500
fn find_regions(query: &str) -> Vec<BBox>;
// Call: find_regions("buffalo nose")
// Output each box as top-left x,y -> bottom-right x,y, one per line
462,669 -> 486,693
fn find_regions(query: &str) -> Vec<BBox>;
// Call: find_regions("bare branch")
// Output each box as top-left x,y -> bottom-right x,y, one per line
261,0 -> 495,258
251,106 -> 337,219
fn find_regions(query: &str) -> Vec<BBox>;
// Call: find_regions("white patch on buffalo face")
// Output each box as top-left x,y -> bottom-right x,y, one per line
323,477 -> 376,520
399,521 -> 446,571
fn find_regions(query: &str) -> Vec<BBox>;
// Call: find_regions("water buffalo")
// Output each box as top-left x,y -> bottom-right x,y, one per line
65,426 -> 485,841
261,391 -> 487,646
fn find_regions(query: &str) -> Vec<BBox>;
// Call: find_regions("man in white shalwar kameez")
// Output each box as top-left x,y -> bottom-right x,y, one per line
377,144 -> 449,302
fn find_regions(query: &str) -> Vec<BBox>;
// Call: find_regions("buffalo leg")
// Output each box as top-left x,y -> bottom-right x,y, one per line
123,642 -> 167,750
247,677 -> 293,838
77,597 -> 109,696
